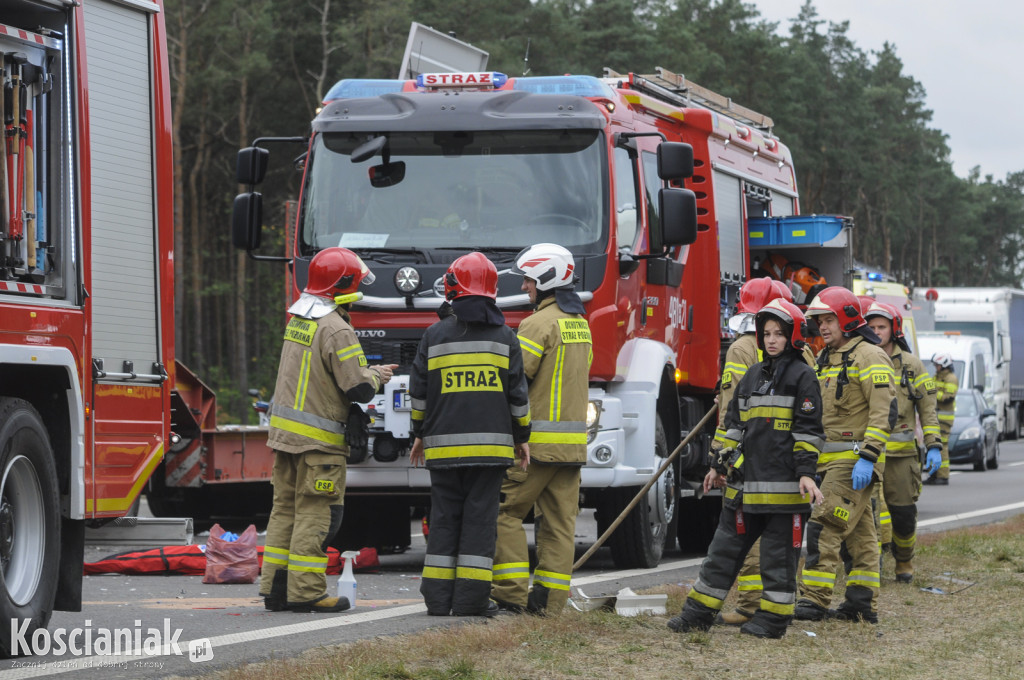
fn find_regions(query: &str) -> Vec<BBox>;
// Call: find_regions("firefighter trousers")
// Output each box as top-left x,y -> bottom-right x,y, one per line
937,411 -> 953,479
492,463 -> 580,614
259,450 -> 346,606
421,466 -> 505,616
800,469 -> 879,615
883,455 -> 922,563
680,506 -> 803,636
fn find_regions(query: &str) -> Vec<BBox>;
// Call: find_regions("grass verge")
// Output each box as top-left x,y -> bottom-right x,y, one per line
192,514 -> 1024,680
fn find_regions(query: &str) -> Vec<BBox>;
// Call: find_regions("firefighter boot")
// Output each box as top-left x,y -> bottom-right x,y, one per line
715,608 -> 754,626
894,560 -> 914,584
740,613 -> 788,639
829,586 -> 878,624
290,595 -> 351,614
667,600 -> 715,634
263,569 -> 288,612
793,600 -> 829,621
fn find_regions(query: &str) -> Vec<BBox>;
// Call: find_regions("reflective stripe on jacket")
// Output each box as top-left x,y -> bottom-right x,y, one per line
517,297 -> 592,464
411,313 -> 531,468
267,308 -> 381,456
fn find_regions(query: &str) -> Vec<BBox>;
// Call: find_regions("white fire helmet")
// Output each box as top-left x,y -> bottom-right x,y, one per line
512,243 -> 576,291
932,353 -> 953,369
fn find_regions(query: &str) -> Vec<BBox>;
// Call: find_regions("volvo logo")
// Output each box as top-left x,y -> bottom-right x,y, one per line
354,330 -> 386,338
394,266 -> 421,294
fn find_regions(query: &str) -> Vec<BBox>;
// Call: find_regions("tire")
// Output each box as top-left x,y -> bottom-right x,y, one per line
973,446 -> 986,472
0,398 -> 61,658
600,415 -> 673,569
987,441 -> 1000,470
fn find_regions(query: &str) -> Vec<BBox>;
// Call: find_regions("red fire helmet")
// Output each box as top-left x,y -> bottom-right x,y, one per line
444,252 -> 498,300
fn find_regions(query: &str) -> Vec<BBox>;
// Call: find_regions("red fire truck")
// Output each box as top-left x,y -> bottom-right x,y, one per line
231,67 -> 859,570
0,0 -> 175,652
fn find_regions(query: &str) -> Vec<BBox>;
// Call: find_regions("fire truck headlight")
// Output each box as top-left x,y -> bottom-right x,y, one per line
586,400 -> 602,443
169,432 -> 182,446
592,445 -> 613,464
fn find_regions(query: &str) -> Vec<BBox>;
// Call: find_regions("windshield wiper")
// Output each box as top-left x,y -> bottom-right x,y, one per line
354,247 -> 433,264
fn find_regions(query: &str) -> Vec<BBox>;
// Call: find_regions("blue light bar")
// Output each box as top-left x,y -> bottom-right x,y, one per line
512,75 -> 615,98
324,79 -> 405,101
867,272 -> 883,281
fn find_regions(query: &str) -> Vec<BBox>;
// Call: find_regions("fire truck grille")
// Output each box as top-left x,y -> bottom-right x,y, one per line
360,339 -> 420,372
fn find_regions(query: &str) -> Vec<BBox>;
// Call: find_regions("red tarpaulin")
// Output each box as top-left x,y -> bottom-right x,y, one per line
84,545 -> 379,576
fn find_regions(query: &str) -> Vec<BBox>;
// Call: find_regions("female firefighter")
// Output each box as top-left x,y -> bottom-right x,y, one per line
667,299 -> 824,639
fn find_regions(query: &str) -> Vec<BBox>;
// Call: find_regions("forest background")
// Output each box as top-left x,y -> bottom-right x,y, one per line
166,0 -> 1024,422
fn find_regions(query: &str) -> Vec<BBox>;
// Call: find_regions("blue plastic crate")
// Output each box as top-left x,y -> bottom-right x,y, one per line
747,217 -> 777,247
775,215 -> 845,245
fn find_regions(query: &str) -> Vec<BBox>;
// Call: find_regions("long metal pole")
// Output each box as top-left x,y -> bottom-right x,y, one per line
572,405 -> 718,572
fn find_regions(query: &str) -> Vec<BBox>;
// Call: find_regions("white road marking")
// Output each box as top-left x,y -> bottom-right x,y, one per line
918,500 -> 1024,528
1007,461 -> 1024,467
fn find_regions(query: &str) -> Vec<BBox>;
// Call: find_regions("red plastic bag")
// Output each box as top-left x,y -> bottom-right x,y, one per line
203,523 -> 259,584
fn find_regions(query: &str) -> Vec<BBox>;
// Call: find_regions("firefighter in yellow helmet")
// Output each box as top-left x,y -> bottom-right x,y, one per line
410,252 -> 531,617
927,353 -> 957,485
260,247 -> 396,613
490,244 -> 593,615
865,302 -> 941,583
794,287 -> 896,624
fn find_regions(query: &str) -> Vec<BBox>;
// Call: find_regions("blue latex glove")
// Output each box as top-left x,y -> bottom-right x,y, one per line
924,447 -> 942,475
851,458 -> 874,490
220,531 -> 238,543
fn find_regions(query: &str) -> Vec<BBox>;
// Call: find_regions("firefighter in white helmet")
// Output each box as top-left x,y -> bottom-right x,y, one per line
491,243 -> 593,615
927,353 -> 957,485
260,247 -> 395,613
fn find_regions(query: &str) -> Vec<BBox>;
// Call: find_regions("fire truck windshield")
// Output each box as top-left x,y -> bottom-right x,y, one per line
300,130 -> 607,255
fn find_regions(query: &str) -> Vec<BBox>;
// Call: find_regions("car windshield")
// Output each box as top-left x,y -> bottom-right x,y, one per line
300,129 -> 607,255
955,394 -> 979,417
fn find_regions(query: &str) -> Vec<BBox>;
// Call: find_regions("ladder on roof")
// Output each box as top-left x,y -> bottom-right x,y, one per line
604,66 -> 774,133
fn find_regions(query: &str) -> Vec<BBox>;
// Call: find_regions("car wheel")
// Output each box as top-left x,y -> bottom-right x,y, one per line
987,440 -> 1000,470
973,445 -> 986,472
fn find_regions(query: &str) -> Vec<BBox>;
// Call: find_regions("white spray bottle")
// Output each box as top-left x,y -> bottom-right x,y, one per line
338,551 -> 359,607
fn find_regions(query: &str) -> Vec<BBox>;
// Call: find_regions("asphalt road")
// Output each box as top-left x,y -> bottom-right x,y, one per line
3,438 -> 1023,679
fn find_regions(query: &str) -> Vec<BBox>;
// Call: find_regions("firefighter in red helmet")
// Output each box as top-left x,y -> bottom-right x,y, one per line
410,252 -> 531,617
865,301 -> 941,582
714,278 -> 815,627
668,299 -> 824,639
260,247 -> 396,613
795,287 -> 896,623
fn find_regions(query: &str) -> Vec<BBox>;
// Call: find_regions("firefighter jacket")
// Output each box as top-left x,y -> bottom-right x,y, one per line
267,307 -> 382,456
410,314 -> 531,468
714,352 -> 825,513
715,334 -> 816,450
886,348 -> 941,457
516,297 -> 593,464
814,337 -> 897,474
935,367 -> 958,412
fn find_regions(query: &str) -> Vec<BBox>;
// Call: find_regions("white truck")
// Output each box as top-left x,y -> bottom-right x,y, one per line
915,288 -> 1024,439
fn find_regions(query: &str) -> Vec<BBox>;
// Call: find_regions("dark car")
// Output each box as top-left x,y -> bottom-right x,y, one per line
947,389 -> 999,471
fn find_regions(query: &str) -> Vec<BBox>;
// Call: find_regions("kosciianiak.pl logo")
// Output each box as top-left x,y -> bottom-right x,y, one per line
10,618 -> 212,661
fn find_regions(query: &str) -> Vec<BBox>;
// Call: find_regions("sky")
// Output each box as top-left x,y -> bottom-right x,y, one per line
750,0 -> 1021,180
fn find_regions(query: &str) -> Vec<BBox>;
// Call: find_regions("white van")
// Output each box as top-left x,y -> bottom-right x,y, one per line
916,332 -> 992,402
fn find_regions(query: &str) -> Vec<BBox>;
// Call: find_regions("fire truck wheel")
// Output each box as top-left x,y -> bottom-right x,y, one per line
0,398 -> 60,657
601,415 -> 672,569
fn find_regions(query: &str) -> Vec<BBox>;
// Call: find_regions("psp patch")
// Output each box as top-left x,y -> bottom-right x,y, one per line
872,372 -> 890,387
800,398 -> 815,414
314,479 -> 335,493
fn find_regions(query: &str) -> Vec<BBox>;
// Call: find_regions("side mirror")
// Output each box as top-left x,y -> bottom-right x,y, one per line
659,188 -> 698,247
982,408 -> 996,419
236,147 -> 270,185
657,142 -> 694,180
369,161 -> 406,188
232,192 -> 263,250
